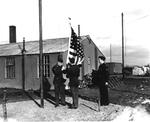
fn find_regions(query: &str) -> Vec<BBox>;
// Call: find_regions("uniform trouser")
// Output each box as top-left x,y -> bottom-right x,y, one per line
70,86 -> 79,108
99,84 -> 109,105
54,84 -> 65,105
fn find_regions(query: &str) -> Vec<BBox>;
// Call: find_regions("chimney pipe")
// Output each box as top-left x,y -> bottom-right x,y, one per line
9,26 -> 16,43
23,37 -> 25,52
78,25 -> 80,37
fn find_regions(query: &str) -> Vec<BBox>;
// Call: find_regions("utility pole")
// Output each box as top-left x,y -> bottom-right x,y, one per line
122,13 -> 125,78
39,0 -> 44,108
110,44 -> 112,63
22,37 -> 25,90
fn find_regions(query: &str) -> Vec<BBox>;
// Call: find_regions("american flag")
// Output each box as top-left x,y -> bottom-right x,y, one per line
66,27 -> 84,65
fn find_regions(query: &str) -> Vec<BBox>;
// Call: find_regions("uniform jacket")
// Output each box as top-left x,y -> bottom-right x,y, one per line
52,64 -> 66,85
66,64 -> 80,87
97,63 -> 109,86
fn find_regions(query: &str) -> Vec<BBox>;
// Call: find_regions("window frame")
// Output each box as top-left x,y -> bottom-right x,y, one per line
5,56 -> 16,79
43,55 -> 50,77
37,54 -> 50,78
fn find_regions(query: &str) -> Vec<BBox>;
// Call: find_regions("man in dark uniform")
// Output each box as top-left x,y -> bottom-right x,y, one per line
97,56 -> 109,106
52,54 -> 66,107
66,57 -> 80,109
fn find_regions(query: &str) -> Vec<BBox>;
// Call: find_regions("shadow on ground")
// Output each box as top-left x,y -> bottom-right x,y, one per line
1,85 -> 150,114
0,88 -> 72,108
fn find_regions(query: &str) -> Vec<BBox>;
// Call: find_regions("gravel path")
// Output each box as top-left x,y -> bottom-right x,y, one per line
0,96 -> 124,122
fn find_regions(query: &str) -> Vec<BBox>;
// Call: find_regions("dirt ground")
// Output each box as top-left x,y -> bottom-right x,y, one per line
0,82 -> 150,122
0,97 -> 124,122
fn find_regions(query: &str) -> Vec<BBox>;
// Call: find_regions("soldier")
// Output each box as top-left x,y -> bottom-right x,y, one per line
66,57 -> 80,109
97,56 -> 109,106
52,54 -> 66,107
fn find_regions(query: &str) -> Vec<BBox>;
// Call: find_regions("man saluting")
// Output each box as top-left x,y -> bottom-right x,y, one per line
52,54 -> 66,107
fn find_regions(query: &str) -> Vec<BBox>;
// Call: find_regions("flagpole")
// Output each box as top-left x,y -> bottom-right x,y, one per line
39,0 -> 44,108
66,17 -> 72,65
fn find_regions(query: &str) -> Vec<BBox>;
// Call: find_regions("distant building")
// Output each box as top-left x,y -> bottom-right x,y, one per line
0,27 -> 104,90
132,66 -> 145,76
106,62 -> 122,75
132,66 -> 150,76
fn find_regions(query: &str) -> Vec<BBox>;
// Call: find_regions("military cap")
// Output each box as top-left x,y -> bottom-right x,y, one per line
98,55 -> 106,61
58,54 -> 63,63
69,57 -> 75,64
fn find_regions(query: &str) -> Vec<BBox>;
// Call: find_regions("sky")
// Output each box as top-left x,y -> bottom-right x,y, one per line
0,0 -> 150,66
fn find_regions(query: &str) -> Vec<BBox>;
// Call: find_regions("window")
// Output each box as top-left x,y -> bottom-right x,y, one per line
43,55 -> 50,77
37,55 -> 50,78
5,57 -> 15,79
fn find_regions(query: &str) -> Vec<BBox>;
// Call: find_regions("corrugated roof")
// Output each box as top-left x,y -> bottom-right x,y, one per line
0,36 -> 89,56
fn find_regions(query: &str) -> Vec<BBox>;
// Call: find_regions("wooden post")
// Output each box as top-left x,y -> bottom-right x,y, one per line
122,13 -> 125,79
39,0 -> 44,108
3,89 -> 7,120
22,37 -> 25,90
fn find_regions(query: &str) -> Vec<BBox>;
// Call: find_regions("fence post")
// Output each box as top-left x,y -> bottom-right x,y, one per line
3,89 -> 7,121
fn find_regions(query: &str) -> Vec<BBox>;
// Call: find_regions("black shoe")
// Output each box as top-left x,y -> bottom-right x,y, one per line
61,103 -> 66,106
55,104 -> 59,108
68,106 -> 78,109
68,106 -> 73,109
73,106 -> 78,109
101,103 -> 109,106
